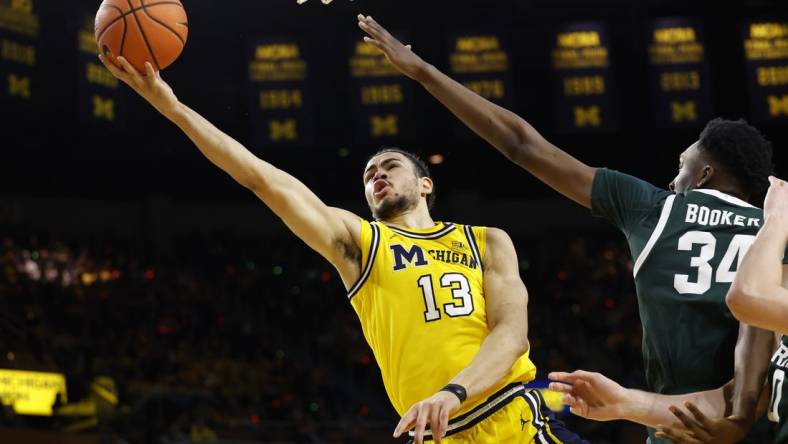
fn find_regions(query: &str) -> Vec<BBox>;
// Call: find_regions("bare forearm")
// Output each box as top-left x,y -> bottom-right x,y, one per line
160,102 -> 357,265
417,64 -> 538,164
450,320 -> 529,401
621,388 -> 726,428
164,102 -> 272,190
731,324 -> 773,422
736,218 -> 787,296
727,217 -> 788,332
416,64 -> 594,207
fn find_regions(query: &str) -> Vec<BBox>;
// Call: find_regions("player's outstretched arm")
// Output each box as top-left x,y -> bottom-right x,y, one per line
393,228 -> 530,444
357,15 -> 596,208
548,370 -> 727,429
99,56 -> 362,284
550,322 -> 773,443
726,177 -> 788,335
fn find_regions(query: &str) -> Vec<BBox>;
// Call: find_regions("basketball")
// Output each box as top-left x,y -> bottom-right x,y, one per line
94,0 -> 188,73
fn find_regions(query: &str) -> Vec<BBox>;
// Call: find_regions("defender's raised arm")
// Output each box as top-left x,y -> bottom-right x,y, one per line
357,15 -> 596,208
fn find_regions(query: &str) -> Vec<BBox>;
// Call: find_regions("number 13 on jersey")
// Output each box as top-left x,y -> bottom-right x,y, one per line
417,273 -> 475,322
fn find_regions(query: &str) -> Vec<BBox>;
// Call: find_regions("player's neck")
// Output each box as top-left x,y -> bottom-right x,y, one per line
700,178 -> 749,203
380,205 -> 435,229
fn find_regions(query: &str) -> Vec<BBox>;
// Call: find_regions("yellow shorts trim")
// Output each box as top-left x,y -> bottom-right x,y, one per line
425,391 -> 565,444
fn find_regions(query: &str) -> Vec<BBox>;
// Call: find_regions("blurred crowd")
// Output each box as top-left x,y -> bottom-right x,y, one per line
0,227 -> 647,443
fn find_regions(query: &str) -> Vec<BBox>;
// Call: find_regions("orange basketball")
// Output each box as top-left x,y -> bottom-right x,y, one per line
95,0 -> 188,73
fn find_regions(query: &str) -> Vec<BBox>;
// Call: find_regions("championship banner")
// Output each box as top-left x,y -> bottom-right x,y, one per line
0,0 -> 39,108
448,32 -> 513,137
0,369 -> 67,416
647,18 -> 711,128
349,34 -> 412,143
78,14 -> 125,126
550,22 -> 617,132
247,37 -> 314,147
743,21 -> 788,122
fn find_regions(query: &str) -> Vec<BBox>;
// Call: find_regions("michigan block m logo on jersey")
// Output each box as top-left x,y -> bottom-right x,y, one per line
390,244 -> 429,271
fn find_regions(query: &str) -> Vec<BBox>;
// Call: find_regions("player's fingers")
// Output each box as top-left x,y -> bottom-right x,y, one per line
430,405 -> 442,444
573,370 -> 603,387
144,62 -> 157,85
684,402 -> 712,429
358,17 -> 384,40
362,37 -> 386,51
655,426 -> 699,444
413,404 -> 429,444
117,57 -> 143,86
548,382 -> 574,393
565,394 -> 589,417
393,408 -> 416,437
574,380 -> 601,405
548,371 -> 579,384
438,403 -> 450,439
365,15 -> 396,42
561,393 -> 577,405
669,406 -> 701,431
98,55 -> 129,82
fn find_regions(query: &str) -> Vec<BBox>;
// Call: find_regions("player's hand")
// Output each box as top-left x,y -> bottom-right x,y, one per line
764,176 -> 788,226
98,55 -> 179,115
357,14 -> 430,82
654,402 -> 748,444
393,390 -> 460,444
548,370 -> 627,421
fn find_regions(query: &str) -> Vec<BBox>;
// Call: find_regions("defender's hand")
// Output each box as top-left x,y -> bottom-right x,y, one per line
764,176 -> 788,225
99,55 -> 179,115
357,14 -> 430,81
654,402 -> 748,444
393,390 -> 460,444
548,370 -> 628,421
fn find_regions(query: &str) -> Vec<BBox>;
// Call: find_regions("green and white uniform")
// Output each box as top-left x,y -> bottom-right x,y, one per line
591,168 -> 769,443
769,336 -> 788,443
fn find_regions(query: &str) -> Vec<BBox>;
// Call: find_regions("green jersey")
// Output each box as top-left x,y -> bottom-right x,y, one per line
770,336 -> 788,443
592,168 -> 767,443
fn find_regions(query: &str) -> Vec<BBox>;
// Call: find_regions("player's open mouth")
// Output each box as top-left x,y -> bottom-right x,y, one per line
373,180 -> 390,199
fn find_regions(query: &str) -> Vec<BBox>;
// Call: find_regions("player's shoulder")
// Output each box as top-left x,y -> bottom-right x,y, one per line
482,227 -> 516,257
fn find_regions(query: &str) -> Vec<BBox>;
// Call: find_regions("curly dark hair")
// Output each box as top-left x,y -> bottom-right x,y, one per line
368,148 -> 436,209
698,118 -> 774,202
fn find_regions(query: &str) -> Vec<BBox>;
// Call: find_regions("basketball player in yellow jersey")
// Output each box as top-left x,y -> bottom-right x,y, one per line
99,54 -> 588,444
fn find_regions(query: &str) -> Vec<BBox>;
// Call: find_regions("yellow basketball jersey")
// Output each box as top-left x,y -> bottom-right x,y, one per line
348,220 -> 537,418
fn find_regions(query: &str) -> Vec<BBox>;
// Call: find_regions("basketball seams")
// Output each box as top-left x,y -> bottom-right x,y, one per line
95,4 -> 124,42
124,0 -> 161,69
140,0 -> 186,46
119,13 -> 128,56
96,1 -> 183,41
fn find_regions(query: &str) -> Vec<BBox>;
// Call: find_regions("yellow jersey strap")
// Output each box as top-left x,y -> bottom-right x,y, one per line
462,225 -> 484,271
347,220 -> 381,300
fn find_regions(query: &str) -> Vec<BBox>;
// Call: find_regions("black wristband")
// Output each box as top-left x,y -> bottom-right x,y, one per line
440,384 -> 467,403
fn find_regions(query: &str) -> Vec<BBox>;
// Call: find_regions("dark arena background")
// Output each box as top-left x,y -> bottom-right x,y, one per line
1,0 -> 788,443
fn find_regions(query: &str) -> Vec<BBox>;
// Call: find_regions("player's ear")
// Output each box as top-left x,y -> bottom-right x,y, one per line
420,176 -> 434,198
696,165 -> 715,188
